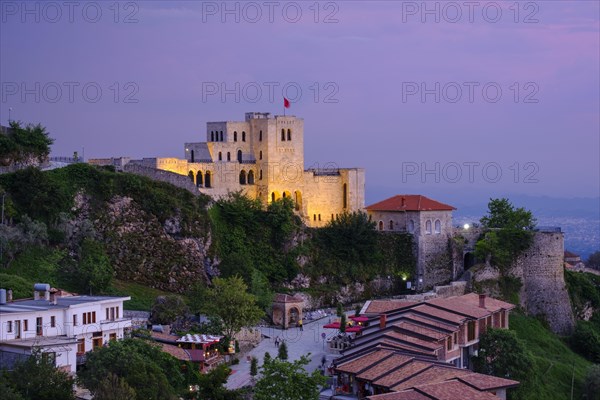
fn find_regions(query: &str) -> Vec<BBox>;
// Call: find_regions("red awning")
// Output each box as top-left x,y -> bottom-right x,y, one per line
323,322 -> 341,329
345,326 -> 362,333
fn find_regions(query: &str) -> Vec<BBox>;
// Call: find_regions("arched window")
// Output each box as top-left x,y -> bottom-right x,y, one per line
271,192 -> 276,203
408,220 -> 415,233
282,192 -> 287,198
389,220 -> 394,230
188,171 -> 194,183
287,129 -> 291,141
239,170 -> 247,185
426,220 -> 432,234
219,131 -> 223,141
343,183 -> 348,209
434,219 -> 441,234
378,221 -> 384,231
218,152 -> 222,161
242,131 -> 246,142
318,214 -> 321,221
260,170 -> 263,180
227,152 -> 231,161
211,132 -> 214,141
281,129 -> 285,141
313,214 -> 316,221
197,171 -> 203,187
204,171 -> 212,188
259,130 -> 263,141
190,150 -> 195,163
331,214 -> 334,220
237,150 -> 242,163
248,170 -> 255,184
234,131 -> 238,142
259,151 -> 263,160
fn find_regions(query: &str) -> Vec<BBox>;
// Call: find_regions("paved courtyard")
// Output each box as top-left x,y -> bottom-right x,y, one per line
226,314 -> 344,390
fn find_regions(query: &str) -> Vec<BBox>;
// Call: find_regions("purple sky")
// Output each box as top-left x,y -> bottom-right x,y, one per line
1,1 -> 599,203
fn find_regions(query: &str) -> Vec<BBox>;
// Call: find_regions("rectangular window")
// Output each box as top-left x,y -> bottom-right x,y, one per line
446,336 -> 452,351
7,321 -> 12,333
36,317 -> 43,336
50,316 -> 56,328
92,312 -> 96,324
42,352 -> 56,366
109,333 -> 117,342
83,313 -> 87,325
106,308 -> 110,320
116,307 -> 119,319
73,314 -> 78,326
77,339 -> 85,354
479,319 -> 486,334
110,308 -> 115,321
23,319 -> 28,331
467,321 -> 476,342
93,337 -> 103,349
453,331 -> 458,344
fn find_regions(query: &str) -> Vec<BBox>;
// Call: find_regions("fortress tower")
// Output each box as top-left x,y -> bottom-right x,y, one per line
135,112 -> 364,227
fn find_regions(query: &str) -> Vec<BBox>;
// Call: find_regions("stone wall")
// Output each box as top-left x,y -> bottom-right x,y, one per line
511,232 -> 574,335
123,163 -> 200,195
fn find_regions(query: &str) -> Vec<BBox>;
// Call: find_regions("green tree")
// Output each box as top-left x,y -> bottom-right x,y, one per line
0,121 -> 53,166
189,364 -> 241,400
473,328 -> 533,383
94,373 -> 136,400
254,355 -> 326,400
583,364 -> 600,400
78,338 -> 184,400
199,275 -> 264,340
570,321 -> 600,363
476,198 -> 536,269
250,268 -> 274,311
587,251 -> 600,270
250,357 -> 258,380
77,238 -> 113,294
340,314 -> 347,334
2,349 -> 75,400
150,295 -> 189,325
278,340 -> 289,360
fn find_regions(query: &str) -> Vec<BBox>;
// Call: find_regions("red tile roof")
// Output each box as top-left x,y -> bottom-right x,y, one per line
366,195 -> 456,212
413,380 -> 498,400
457,373 -> 520,390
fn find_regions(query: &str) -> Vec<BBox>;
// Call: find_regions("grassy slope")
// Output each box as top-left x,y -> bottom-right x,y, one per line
510,311 -> 591,399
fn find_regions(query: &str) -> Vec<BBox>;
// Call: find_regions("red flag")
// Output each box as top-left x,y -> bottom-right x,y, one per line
284,97 -> 290,108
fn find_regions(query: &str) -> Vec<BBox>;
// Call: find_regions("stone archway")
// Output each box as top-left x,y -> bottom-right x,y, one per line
272,294 -> 304,329
464,252 -> 475,271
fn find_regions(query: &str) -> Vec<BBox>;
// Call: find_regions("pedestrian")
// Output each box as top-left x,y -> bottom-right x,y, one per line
298,318 -> 303,331
321,355 -> 327,367
275,336 -> 279,347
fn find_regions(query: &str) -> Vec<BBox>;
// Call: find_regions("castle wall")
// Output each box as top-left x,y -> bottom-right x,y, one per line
415,211 -> 454,289
123,163 -> 199,195
511,232 -> 574,335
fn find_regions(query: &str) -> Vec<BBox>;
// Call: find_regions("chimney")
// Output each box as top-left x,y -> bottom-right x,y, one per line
7,289 -> 13,303
401,197 -> 406,207
479,294 -> 486,308
379,314 -> 387,329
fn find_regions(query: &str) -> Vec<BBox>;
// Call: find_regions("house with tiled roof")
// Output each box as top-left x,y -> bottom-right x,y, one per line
365,195 -> 457,289
347,294 -> 515,371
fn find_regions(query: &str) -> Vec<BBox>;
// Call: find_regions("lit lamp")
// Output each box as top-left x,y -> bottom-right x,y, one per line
463,223 -> 470,230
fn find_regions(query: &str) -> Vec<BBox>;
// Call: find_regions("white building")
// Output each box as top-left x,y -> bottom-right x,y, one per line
0,284 -> 131,373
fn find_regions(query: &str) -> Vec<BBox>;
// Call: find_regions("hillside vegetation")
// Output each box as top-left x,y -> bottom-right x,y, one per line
0,164 -> 416,309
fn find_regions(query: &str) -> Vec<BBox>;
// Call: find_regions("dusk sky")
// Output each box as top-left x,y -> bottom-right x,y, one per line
1,0 -> 599,204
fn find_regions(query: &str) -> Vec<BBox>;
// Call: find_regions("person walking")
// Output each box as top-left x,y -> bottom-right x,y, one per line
298,318 -> 303,331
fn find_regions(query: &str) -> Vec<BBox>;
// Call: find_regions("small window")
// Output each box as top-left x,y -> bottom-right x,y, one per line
73,314 -> 78,326
23,320 -> 28,331
259,151 -> 263,160
389,220 -> 394,230
447,336 -> 452,351
248,170 -> 255,185
237,150 -> 242,163
242,131 -> 246,142
239,170 -> 247,185
234,131 -> 238,142
378,221 -> 384,231
211,132 -> 214,141
313,214 -> 316,221
50,316 -> 56,328
287,129 -> 292,141
318,214 -> 321,221
281,129 -> 285,141
7,321 -> 12,333
425,220 -> 432,234
218,152 -> 222,161
36,317 -> 43,336
77,339 -> 85,354
408,220 -> 415,233
434,219 -> 441,234
467,320 -> 476,341
220,131 -> 223,141
227,152 -> 231,161
260,169 -> 263,180
259,130 -> 263,141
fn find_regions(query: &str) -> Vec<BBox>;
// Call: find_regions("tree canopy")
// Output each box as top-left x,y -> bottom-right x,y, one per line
0,349 -> 75,400
253,355 -> 326,400
0,121 -> 54,167
195,275 -> 264,340
476,198 -> 536,269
